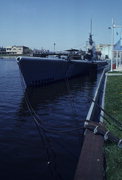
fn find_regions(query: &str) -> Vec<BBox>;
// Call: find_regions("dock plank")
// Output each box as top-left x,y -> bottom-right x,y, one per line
74,130 -> 105,180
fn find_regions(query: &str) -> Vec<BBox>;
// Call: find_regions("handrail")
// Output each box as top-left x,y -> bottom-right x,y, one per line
86,68 -> 106,121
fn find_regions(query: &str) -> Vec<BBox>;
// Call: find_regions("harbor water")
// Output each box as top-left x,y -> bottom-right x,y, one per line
0,58 -> 102,180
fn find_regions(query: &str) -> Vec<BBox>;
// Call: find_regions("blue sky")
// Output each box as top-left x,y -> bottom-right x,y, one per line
0,0 -> 122,50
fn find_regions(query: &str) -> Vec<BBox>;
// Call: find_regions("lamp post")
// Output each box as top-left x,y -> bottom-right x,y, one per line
53,42 -> 56,52
111,19 -> 115,71
109,19 -> 115,71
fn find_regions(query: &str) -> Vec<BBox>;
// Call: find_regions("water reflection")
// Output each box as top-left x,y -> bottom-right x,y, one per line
18,74 -> 97,127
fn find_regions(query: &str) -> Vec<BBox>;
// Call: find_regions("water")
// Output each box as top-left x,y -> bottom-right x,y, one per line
0,58 -> 101,180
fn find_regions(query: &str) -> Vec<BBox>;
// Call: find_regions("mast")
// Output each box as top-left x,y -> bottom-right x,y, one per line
89,19 -> 93,46
85,20 -> 96,60
90,19 -> 92,35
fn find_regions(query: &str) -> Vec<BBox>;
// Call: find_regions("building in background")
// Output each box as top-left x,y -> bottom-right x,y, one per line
5,46 -> 32,55
113,38 -> 122,58
96,44 -> 112,59
113,38 -> 122,67
96,37 -> 122,71
96,37 -> 122,60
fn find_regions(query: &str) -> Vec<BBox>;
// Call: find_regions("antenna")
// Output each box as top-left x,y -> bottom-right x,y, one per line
89,19 -> 93,46
90,19 -> 92,35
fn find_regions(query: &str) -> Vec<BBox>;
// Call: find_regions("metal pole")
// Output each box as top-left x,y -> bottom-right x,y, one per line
54,42 -> 56,52
111,18 -> 114,71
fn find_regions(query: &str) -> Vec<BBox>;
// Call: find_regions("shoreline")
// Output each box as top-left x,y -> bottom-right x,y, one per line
0,54 -> 32,59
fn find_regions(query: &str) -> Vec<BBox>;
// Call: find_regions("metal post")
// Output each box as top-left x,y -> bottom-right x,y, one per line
54,42 -> 56,52
111,18 -> 114,71
120,52 -> 122,65
116,51 -> 118,68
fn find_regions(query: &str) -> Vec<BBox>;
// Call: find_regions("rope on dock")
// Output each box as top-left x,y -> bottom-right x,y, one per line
84,120 -> 122,148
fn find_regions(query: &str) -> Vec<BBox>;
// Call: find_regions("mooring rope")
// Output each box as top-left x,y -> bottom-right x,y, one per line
79,70 -> 122,148
18,69 -> 63,180
88,95 -> 122,128
24,90 -> 84,133
84,120 -> 122,148
100,114 -> 122,131
19,69 -> 83,133
18,67 -> 85,179
64,61 -> 78,115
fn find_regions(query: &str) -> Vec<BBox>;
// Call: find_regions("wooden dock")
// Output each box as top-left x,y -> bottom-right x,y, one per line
74,129 -> 105,180
74,69 -> 107,180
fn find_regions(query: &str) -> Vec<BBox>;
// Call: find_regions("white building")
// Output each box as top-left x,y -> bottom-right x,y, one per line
112,38 -> 122,68
96,38 -> 122,70
96,44 -> 112,59
6,46 -> 31,55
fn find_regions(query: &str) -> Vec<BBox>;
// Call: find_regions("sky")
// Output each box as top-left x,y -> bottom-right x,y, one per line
0,0 -> 122,51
